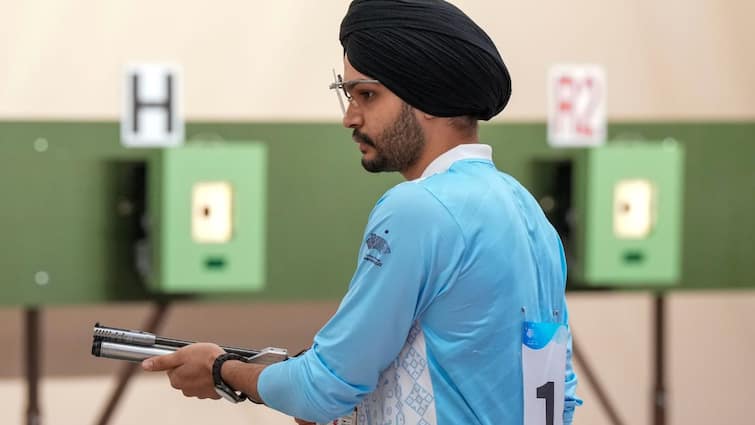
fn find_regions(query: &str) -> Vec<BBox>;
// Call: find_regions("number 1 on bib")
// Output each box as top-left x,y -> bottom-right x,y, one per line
522,321 -> 568,425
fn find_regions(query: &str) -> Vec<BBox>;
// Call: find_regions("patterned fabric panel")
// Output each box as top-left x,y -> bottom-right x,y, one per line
356,323 -> 437,425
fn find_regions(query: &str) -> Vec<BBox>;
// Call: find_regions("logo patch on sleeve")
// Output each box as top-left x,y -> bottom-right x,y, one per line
364,232 -> 391,267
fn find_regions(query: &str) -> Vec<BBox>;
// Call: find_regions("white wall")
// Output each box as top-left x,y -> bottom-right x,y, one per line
0,0 -> 753,121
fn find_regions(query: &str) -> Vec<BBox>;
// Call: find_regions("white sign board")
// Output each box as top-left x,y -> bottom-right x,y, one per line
547,64 -> 606,148
121,64 -> 184,148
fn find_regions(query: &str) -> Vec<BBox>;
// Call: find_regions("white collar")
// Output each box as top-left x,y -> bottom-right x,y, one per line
418,143 -> 493,180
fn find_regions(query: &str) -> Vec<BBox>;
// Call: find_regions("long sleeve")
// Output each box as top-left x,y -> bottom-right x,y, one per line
563,307 -> 583,425
558,234 -> 583,425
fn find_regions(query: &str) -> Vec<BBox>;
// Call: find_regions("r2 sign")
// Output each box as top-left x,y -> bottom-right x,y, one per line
547,65 -> 606,148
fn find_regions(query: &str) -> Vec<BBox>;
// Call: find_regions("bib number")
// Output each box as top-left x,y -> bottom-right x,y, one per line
522,321 -> 567,425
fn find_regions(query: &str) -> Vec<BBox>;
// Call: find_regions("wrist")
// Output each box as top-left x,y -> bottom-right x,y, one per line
212,353 -> 249,403
220,358 -> 267,405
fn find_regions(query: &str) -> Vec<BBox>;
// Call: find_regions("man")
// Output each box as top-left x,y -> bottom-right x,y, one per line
143,1 -> 581,424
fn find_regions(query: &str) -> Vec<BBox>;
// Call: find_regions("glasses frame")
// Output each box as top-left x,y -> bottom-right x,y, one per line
329,69 -> 380,115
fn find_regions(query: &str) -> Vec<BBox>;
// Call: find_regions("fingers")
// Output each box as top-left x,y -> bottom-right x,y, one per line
141,343 -> 227,400
141,351 -> 182,372
167,368 -> 181,389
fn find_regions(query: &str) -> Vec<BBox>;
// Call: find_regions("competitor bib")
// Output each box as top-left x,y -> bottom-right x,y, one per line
522,321 -> 568,425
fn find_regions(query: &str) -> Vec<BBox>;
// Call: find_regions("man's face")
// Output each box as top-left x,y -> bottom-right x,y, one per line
341,56 -> 426,173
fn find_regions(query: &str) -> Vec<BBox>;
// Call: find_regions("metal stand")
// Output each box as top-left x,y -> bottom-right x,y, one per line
653,294 -> 666,425
572,292 -> 668,425
95,302 -> 169,425
25,308 -> 41,425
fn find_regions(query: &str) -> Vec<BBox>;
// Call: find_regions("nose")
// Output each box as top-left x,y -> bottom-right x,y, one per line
342,102 -> 363,129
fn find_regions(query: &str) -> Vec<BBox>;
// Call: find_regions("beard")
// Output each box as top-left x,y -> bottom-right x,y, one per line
353,103 -> 426,173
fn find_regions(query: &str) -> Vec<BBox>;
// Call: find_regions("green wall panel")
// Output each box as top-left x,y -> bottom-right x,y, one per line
0,121 -> 752,306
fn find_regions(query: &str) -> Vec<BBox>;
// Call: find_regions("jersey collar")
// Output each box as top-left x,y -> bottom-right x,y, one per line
418,143 -> 493,180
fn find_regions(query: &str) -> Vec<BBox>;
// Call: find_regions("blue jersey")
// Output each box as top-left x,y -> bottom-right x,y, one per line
258,144 -> 581,424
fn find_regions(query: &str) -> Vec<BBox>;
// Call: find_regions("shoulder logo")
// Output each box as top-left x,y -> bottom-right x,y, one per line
364,232 -> 391,267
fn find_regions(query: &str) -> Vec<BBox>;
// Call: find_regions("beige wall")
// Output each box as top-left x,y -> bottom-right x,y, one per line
0,0 -> 753,121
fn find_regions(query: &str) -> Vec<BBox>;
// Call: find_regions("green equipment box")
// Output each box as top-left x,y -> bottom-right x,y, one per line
147,143 -> 267,293
572,142 -> 685,286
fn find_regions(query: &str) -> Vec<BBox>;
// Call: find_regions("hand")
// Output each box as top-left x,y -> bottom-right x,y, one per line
141,342 -> 226,399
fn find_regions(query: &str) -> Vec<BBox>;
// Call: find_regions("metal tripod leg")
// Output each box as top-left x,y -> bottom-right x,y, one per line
25,308 -> 41,425
571,330 -> 627,425
653,294 -> 667,425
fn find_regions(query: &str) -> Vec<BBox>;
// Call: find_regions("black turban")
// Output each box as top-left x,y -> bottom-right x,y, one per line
339,0 -> 511,121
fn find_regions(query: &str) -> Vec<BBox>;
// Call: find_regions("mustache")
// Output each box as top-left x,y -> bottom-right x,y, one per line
352,130 -> 376,148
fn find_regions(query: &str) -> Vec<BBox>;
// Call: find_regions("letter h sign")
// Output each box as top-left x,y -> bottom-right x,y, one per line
121,64 -> 184,148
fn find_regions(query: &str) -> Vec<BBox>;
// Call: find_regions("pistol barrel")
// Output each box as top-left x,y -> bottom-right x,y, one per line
92,340 -> 175,362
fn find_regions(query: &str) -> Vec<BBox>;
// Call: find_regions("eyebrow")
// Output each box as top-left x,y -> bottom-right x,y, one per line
342,78 -> 380,90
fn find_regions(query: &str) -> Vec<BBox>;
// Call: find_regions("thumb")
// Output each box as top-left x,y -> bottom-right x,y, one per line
142,352 -> 181,371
